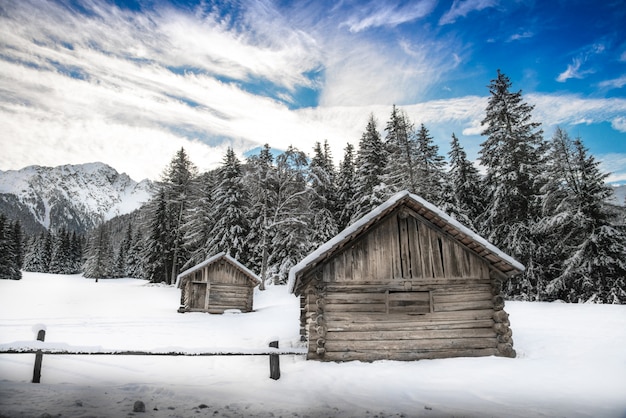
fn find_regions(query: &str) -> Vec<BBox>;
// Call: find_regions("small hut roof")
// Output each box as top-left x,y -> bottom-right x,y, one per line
288,191 -> 525,294
176,252 -> 261,288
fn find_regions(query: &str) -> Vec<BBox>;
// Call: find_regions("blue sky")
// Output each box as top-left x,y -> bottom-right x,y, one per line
0,0 -> 625,183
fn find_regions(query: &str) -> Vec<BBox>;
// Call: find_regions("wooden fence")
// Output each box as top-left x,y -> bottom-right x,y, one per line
0,329 -> 307,383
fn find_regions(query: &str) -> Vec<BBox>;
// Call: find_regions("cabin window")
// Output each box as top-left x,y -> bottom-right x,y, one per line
386,291 -> 431,315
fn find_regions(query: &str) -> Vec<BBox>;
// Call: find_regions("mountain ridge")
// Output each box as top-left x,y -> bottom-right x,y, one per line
0,162 -> 154,234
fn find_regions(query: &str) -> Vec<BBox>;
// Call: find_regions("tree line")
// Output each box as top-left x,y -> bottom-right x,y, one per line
2,70 -> 625,303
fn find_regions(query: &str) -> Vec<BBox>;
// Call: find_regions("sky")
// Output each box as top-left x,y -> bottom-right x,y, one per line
0,0 -> 625,183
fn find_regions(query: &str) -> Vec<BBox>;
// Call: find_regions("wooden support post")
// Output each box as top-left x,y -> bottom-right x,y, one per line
269,340 -> 280,380
32,329 -> 46,383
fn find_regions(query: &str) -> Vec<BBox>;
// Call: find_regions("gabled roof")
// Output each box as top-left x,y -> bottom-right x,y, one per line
288,191 -> 525,294
176,252 -> 261,288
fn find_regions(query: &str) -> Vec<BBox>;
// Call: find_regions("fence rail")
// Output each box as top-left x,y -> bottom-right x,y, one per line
0,328 -> 307,382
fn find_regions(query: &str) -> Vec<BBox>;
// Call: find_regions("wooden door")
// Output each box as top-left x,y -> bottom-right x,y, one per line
190,282 -> 207,310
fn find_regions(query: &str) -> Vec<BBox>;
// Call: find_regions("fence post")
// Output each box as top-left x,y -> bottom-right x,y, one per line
269,340 -> 280,380
32,329 -> 46,383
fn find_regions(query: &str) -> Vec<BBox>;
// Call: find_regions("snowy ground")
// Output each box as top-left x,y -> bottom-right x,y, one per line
1,273 -> 625,418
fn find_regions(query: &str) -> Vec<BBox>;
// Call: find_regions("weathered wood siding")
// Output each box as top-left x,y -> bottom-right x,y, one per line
299,208 -> 514,361
180,259 -> 255,314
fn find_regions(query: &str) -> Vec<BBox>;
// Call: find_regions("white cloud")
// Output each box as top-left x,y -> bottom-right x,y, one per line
612,117 -> 626,133
342,0 -> 436,33
556,42 -> 606,83
439,0 -> 498,25
556,59 -> 584,82
599,75 -> 626,90
508,31 -> 534,42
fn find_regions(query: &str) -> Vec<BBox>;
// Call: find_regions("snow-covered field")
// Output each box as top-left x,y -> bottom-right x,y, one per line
1,273 -> 625,418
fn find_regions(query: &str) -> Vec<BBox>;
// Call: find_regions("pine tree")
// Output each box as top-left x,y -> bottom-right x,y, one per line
352,114 -> 388,223
539,129 -> 626,303
383,105 -> 418,194
478,70 -> 545,298
244,144 -> 277,289
113,224 -> 133,278
206,148 -> 250,262
10,220 -> 24,270
143,190 -> 171,283
83,224 -> 113,281
0,214 -> 21,280
181,171 -> 218,269
267,146 -> 312,283
162,147 -> 197,284
126,230 -> 145,279
336,143 -> 357,231
69,232 -> 83,274
49,229 -> 73,274
143,148 -> 197,284
413,123 -> 446,203
443,133 -> 485,229
308,140 -> 338,248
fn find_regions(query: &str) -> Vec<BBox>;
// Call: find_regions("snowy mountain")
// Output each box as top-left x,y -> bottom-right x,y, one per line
0,163 -> 154,234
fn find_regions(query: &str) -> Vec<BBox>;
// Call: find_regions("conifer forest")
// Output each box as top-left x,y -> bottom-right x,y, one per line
2,71 -> 625,303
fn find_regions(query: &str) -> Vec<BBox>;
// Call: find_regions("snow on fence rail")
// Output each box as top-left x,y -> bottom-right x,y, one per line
0,328 -> 307,382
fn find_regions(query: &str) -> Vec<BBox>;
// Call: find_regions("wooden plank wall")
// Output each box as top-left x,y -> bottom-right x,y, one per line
180,260 -> 255,314
301,210 -> 514,361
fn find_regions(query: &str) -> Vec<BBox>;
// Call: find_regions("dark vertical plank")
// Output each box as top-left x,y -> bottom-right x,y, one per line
269,340 -> 280,380
397,216 -> 411,279
32,329 -> 46,383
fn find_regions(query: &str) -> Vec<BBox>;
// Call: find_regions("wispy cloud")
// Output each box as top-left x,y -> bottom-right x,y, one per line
599,75 -> 626,90
342,0 -> 436,33
508,31 -> 534,42
556,43 -> 606,82
439,0 -> 498,25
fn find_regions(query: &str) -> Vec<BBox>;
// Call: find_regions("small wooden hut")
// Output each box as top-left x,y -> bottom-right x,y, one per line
288,191 -> 524,362
176,252 -> 260,314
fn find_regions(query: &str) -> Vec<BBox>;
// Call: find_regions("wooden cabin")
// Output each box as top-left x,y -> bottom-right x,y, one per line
288,191 -> 524,362
176,252 -> 260,314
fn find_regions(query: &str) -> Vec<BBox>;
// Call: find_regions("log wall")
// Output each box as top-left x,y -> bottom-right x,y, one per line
299,209 -> 515,361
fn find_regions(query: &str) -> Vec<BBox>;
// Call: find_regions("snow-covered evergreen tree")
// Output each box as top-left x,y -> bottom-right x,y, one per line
442,133 -> 485,229
0,214 -> 22,280
478,70 -> 545,298
336,143 -> 357,231
143,190 -> 172,283
308,140 -> 338,248
266,146 -> 312,283
243,144 -> 277,288
24,231 -> 53,273
413,123 -> 446,203
162,147 -> 197,283
126,230 -> 145,279
383,105 -> 418,194
83,224 -> 113,281
538,128 -> 626,303
49,228 -> 75,274
206,148 -> 250,262
113,224 -> 133,278
352,114 -> 388,223
142,148 -> 197,284
180,170 -> 217,269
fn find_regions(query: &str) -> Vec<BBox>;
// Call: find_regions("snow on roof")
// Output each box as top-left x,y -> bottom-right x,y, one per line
288,190 -> 525,293
176,252 -> 261,288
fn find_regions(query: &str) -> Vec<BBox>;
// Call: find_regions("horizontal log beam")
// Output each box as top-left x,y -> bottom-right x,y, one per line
327,319 -> 495,332
327,328 -> 496,341
324,337 -> 497,351
322,348 -> 499,362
